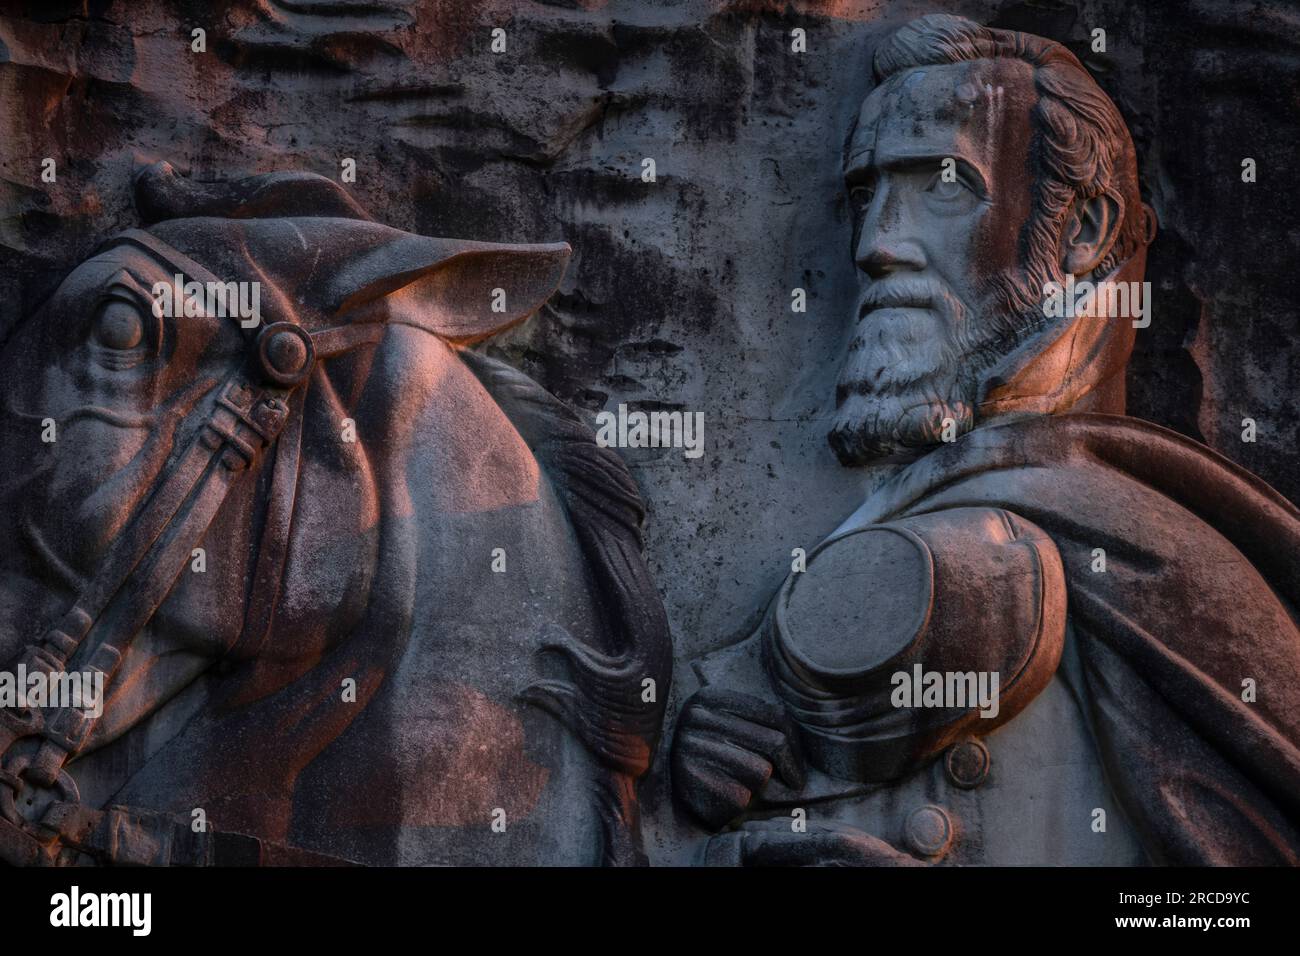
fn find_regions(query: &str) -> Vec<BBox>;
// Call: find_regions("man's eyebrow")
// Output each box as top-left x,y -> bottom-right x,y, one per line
844,157 -> 874,185
846,151 -> 989,194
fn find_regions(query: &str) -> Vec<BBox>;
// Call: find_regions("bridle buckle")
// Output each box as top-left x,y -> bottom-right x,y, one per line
0,751 -> 81,845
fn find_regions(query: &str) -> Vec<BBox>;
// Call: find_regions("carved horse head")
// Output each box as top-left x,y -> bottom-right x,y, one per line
0,164 -> 670,865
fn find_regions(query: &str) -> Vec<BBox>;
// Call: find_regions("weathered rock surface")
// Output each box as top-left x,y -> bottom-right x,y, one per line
3,0 -> 1297,863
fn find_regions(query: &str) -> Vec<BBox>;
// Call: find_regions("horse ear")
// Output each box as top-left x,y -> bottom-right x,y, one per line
331,239 -> 572,344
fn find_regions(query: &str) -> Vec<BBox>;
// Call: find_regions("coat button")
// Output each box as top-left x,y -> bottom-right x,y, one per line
945,738 -> 991,789
903,804 -> 953,858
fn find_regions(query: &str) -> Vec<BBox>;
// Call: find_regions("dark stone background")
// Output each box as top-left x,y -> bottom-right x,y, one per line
3,0 -> 1297,675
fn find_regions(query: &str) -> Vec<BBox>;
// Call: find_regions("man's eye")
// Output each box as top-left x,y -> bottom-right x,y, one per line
94,299 -> 145,350
849,182 -> 876,208
925,171 -> 974,201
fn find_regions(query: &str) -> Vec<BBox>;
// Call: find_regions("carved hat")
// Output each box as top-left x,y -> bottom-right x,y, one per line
114,161 -> 571,344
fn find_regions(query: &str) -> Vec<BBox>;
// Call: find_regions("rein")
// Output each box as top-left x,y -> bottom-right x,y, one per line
0,230 -> 383,865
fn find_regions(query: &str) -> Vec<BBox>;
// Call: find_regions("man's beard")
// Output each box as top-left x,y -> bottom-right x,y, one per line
828,260 -> 1054,466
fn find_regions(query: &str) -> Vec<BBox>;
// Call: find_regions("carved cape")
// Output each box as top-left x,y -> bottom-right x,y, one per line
839,413 -> 1300,864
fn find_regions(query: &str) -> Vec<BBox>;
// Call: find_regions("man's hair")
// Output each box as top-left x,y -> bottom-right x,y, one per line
869,14 -> 1152,283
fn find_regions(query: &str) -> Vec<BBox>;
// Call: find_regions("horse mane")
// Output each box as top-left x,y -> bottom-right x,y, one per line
461,350 -> 674,865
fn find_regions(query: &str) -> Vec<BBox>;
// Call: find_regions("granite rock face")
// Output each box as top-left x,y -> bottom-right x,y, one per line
2,0 -> 1297,865
4,1 -> 1297,666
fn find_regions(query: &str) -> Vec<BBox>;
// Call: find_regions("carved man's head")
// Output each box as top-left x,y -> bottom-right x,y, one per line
829,14 -> 1155,465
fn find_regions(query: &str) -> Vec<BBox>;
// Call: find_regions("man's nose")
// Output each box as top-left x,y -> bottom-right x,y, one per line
855,191 -> 927,278
857,237 -> 927,278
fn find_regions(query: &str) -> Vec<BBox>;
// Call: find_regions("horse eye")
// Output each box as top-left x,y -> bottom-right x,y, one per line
94,299 -> 144,350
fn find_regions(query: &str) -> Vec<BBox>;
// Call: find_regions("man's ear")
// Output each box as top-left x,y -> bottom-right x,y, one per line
1060,192 -> 1122,276
333,239 -> 572,344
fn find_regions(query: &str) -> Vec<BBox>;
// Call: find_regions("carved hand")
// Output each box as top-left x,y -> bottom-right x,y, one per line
670,686 -> 806,829
700,819 -> 925,867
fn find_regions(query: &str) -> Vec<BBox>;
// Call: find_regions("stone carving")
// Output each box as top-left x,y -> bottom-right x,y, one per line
2,5 -> 1296,873
671,15 -> 1300,866
0,163 -> 672,866
6,1 -> 1299,678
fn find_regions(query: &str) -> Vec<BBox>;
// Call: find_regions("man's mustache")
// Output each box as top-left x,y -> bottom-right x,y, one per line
857,278 -> 948,318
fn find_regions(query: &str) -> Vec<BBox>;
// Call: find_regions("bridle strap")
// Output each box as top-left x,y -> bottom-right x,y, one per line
227,383 -> 308,663
14,372 -> 296,787
230,324 -> 385,663
0,231 -> 388,820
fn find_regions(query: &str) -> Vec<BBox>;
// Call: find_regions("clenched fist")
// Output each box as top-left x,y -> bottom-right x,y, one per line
671,686 -> 806,829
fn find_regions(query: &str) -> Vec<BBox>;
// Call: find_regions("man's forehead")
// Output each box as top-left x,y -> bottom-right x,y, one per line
847,58 -> 1037,173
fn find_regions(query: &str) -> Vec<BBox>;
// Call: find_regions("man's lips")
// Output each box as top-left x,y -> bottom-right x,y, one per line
858,286 -> 938,318
859,304 -> 936,324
